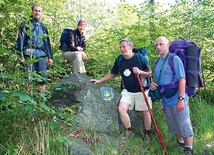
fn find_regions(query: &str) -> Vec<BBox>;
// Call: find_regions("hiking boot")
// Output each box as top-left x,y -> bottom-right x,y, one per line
119,130 -> 133,147
177,140 -> 185,148
184,147 -> 193,155
126,130 -> 134,139
142,129 -> 153,140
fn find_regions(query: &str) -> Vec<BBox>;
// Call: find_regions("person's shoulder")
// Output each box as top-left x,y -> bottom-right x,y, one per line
20,21 -> 28,28
171,54 -> 182,62
115,54 -> 123,64
39,22 -> 47,29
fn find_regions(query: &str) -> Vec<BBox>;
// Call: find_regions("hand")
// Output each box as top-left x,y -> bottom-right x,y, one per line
48,58 -> 53,66
20,58 -> 25,63
76,46 -> 83,51
133,67 -> 140,74
89,79 -> 101,84
150,82 -> 158,90
82,52 -> 88,60
82,31 -> 86,37
176,100 -> 184,112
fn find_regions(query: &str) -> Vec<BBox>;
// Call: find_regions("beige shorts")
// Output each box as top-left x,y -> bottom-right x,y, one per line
120,89 -> 152,111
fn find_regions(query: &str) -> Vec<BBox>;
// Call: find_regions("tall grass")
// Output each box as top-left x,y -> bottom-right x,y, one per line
0,92 -> 213,154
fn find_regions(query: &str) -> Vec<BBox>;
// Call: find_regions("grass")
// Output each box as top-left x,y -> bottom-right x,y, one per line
0,93 -> 213,155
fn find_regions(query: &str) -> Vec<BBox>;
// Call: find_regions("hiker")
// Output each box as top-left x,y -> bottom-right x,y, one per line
90,38 -> 152,138
150,36 -> 194,154
61,20 -> 88,74
17,4 -> 53,94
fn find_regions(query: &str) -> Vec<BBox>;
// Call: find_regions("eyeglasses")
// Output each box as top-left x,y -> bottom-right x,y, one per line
33,9 -> 42,12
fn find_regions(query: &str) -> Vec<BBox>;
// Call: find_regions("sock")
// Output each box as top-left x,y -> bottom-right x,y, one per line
127,127 -> 132,131
185,145 -> 193,149
144,129 -> 151,135
178,140 -> 184,143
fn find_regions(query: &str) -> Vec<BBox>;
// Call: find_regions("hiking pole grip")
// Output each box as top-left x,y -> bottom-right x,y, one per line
135,73 -> 168,155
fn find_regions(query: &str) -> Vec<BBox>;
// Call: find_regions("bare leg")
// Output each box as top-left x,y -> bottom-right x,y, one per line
142,110 -> 151,130
118,102 -> 131,128
38,83 -> 46,94
184,136 -> 193,146
176,133 -> 184,141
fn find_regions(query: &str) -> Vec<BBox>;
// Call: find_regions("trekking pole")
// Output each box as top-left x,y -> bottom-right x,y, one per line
135,73 -> 168,155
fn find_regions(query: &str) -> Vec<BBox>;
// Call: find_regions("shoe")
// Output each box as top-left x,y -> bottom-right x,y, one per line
126,130 -> 134,139
177,140 -> 185,148
184,147 -> 193,155
142,129 -> 153,140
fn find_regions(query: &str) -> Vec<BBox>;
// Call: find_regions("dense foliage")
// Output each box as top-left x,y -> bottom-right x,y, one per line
0,0 -> 213,154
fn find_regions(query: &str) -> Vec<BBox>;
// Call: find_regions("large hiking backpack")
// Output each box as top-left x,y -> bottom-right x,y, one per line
157,38 -> 204,96
59,28 -> 73,51
116,47 -> 151,88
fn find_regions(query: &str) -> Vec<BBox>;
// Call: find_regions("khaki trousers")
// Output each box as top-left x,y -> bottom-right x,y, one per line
62,51 -> 86,73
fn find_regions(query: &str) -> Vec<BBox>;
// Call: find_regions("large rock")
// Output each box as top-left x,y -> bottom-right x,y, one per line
50,74 -> 121,135
50,74 -> 146,153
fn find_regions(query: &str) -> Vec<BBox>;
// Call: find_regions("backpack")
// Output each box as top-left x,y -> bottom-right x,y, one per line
156,38 -> 204,96
116,47 -> 151,88
59,28 -> 73,51
132,47 -> 149,63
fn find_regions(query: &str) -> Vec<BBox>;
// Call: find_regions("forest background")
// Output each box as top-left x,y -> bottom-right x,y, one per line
0,0 -> 213,154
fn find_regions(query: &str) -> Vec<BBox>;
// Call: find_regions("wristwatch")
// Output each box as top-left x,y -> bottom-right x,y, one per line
178,96 -> 184,100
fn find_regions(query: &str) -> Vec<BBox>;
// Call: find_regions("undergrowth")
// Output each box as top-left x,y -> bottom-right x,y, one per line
0,90 -> 213,154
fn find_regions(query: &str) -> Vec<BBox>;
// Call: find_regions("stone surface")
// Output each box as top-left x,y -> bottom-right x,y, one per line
50,73 -> 145,154
50,74 -> 121,134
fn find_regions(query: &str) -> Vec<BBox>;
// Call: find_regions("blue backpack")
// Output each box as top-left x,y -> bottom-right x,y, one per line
59,28 -> 73,51
116,47 -> 151,88
156,38 -> 204,96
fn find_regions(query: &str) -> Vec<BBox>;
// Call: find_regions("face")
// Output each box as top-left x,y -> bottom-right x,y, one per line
78,22 -> 87,35
32,6 -> 42,19
120,41 -> 132,56
155,37 -> 169,55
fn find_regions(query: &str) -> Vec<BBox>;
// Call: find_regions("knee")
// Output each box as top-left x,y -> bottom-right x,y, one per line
118,104 -> 128,114
142,110 -> 150,118
76,52 -> 83,58
117,106 -> 122,114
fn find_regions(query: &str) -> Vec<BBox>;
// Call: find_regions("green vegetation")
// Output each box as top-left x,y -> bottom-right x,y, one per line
0,0 -> 213,154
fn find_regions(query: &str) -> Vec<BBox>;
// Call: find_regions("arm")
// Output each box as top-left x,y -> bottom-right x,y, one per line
76,35 -> 86,51
80,35 -> 86,51
89,72 -> 114,84
176,78 -> 186,112
133,67 -> 152,78
150,77 -> 158,90
65,30 -> 77,51
42,24 -> 53,60
17,22 -> 27,60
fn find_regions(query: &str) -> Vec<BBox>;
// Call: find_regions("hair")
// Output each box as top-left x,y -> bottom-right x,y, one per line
119,38 -> 134,46
78,20 -> 87,26
31,4 -> 42,11
156,36 -> 169,44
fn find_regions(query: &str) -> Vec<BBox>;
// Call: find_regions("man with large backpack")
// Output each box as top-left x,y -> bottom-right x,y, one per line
16,4 -> 53,94
60,20 -> 88,74
90,38 -> 153,139
150,36 -> 194,154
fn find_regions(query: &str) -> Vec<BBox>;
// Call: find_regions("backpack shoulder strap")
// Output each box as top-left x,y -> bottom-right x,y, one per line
116,55 -> 123,66
155,57 -> 160,66
136,53 -> 145,67
168,53 -> 175,73
136,53 -> 151,87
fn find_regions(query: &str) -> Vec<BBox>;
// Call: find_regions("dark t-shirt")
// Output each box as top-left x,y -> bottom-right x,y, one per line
111,53 -> 150,92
